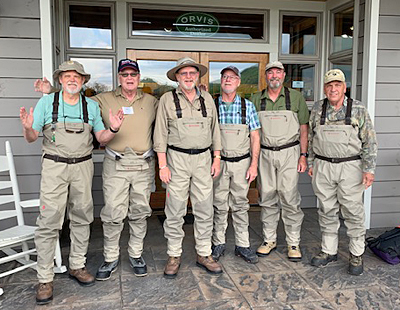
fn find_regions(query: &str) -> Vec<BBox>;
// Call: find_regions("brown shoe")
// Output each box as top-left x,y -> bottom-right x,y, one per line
164,256 -> 181,279
196,255 -> 223,274
36,282 -> 53,305
69,267 -> 95,286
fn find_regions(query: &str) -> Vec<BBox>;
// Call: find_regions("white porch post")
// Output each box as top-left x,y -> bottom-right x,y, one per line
361,0 -> 380,229
40,0 -> 54,82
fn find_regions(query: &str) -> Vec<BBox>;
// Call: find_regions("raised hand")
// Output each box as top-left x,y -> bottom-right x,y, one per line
34,77 -> 52,94
20,107 -> 34,129
108,108 -> 124,131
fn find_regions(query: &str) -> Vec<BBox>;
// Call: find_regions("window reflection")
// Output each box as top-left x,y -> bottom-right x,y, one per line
69,5 -> 112,49
283,64 -> 315,102
332,64 -> 351,97
209,62 -> 259,99
333,7 -> 354,53
282,15 -> 317,55
70,57 -> 113,96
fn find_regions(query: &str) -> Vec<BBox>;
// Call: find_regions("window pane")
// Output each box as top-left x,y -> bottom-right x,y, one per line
283,64 -> 315,102
333,7 -> 354,53
209,62 -> 259,99
70,57 -> 113,95
137,60 -> 177,99
69,5 -> 112,49
282,15 -> 317,55
132,8 -> 265,40
333,64 -> 351,97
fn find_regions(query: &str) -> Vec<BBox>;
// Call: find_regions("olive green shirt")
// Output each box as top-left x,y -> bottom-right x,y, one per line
93,87 -> 158,154
250,87 -> 310,125
308,97 -> 377,174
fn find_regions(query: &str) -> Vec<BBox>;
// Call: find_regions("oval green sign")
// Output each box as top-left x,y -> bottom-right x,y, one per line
176,12 -> 219,37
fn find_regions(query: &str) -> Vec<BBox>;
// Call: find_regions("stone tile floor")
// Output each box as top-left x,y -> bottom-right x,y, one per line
1,208 -> 400,310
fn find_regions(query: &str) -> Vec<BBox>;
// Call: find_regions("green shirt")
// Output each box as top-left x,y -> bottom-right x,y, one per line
250,87 -> 309,125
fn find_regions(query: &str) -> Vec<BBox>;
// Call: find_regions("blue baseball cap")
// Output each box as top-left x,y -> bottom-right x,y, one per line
118,59 -> 140,73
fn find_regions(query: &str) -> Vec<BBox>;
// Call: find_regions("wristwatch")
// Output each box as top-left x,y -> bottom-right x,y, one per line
300,152 -> 309,158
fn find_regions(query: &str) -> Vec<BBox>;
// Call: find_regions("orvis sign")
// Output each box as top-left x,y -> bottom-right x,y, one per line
176,12 -> 219,37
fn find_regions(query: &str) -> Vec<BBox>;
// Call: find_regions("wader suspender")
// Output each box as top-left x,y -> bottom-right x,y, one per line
260,87 -> 291,111
214,96 -> 246,124
320,97 -> 353,125
172,89 -> 207,118
52,92 -> 89,124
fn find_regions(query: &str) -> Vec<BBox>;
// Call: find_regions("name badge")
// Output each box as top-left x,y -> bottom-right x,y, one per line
123,107 -> 134,115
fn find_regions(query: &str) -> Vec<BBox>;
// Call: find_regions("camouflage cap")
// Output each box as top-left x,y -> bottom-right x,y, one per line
53,60 -> 91,84
324,69 -> 345,84
265,61 -> 285,72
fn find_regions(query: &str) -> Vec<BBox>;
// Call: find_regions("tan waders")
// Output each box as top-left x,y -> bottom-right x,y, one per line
257,87 -> 304,246
312,98 -> 365,256
100,147 -> 155,261
36,92 -> 94,283
164,90 -> 214,257
213,97 -> 252,247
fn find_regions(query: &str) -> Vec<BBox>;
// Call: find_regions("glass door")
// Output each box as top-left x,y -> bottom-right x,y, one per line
126,49 -> 269,208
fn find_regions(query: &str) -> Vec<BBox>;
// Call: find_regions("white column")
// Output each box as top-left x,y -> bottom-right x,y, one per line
361,0 -> 380,229
40,0 -> 54,82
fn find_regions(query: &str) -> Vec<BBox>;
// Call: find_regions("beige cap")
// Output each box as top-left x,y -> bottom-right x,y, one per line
167,57 -> 207,82
265,61 -> 285,72
53,60 -> 91,84
324,69 -> 345,84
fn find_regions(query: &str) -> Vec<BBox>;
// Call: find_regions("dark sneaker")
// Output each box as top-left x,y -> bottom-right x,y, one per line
256,241 -> 277,257
129,256 -> 147,277
196,255 -> 223,274
96,259 -> 119,281
348,253 -> 363,276
36,282 -> 53,305
69,267 -> 95,286
310,251 -> 338,267
211,244 -> 226,262
164,256 -> 181,279
235,246 -> 259,264
288,245 -> 302,261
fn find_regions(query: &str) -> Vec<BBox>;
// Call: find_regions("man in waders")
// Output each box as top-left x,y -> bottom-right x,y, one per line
308,69 -> 377,275
250,61 -> 309,261
211,66 -> 261,264
20,60 -> 123,305
34,59 -> 158,280
154,57 -> 223,278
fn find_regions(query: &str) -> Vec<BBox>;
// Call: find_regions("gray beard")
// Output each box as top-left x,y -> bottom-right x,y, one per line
64,85 -> 81,95
268,80 -> 281,89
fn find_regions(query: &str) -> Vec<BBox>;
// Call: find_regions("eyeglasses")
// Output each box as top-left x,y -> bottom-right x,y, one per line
179,71 -> 198,77
64,116 -> 84,134
222,75 -> 239,81
119,72 -> 139,78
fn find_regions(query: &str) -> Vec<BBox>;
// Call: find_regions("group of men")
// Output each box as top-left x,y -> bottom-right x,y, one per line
21,56 -> 377,305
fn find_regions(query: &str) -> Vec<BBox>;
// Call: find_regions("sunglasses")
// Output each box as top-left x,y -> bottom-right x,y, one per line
119,72 -> 139,78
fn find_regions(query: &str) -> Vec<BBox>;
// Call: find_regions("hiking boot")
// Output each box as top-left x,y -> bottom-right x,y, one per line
96,259 -> 119,281
348,253 -> 363,276
310,251 -> 338,267
164,256 -> 181,279
288,245 -> 302,261
129,256 -> 147,277
256,241 -> 277,257
196,255 -> 223,274
36,282 -> 53,305
69,267 -> 95,286
211,244 -> 226,262
235,246 -> 259,264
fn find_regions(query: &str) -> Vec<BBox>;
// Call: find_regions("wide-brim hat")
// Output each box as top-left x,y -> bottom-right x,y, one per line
53,60 -> 91,84
167,57 -> 207,82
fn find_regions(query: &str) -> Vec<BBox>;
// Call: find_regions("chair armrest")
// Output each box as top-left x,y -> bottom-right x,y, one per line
20,199 -> 40,209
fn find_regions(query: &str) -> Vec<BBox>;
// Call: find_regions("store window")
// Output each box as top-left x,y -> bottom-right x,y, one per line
332,6 -> 354,53
281,15 -> 317,55
130,5 -> 267,41
68,4 -> 113,50
284,64 -> 315,102
65,2 -> 116,95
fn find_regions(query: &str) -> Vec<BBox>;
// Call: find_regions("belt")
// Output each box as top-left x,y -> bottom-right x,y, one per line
168,145 -> 210,155
315,154 -> 361,163
43,153 -> 92,164
221,153 -> 250,162
261,140 -> 300,151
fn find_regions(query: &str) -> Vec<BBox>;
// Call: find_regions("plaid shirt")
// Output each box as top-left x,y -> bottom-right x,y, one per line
217,95 -> 260,131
